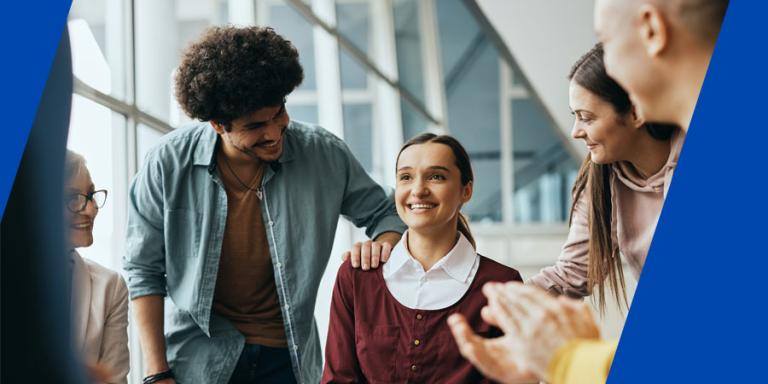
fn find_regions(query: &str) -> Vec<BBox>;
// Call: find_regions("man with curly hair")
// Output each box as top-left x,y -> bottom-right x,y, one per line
124,26 -> 405,384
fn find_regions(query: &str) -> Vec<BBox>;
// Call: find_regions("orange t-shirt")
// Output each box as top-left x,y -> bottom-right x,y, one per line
212,156 -> 286,347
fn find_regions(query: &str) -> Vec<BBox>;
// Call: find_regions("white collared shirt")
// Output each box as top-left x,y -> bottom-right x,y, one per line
382,230 -> 480,310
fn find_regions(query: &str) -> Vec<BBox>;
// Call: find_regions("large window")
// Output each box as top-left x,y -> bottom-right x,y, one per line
337,0 -> 375,174
67,0 -> 579,377
392,0 -> 579,224
259,0 -> 320,124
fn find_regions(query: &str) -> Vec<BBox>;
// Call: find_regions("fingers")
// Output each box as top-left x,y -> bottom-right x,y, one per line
480,305 -> 499,327
500,283 -> 547,311
347,240 -> 390,270
482,283 -> 530,336
371,241 -> 381,269
380,241 -> 393,263
485,282 -> 571,337
499,283 -> 599,343
499,283 -> 567,327
350,242 -> 362,268
361,240 -> 372,270
484,289 -> 523,335
483,282 -> 519,315
558,297 -> 600,339
341,251 -> 350,262
448,314 -> 487,364
449,314 -> 523,383
477,282 -> 601,384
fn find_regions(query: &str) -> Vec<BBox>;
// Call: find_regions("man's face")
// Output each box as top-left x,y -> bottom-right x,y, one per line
594,0 -> 662,122
215,103 -> 290,162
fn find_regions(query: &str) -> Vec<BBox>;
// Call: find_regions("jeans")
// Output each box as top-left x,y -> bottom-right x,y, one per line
228,344 -> 296,384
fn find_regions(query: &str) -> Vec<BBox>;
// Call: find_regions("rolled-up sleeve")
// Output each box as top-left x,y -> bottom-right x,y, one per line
335,139 -> 406,239
123,151 -> 168,299
528,193 -> 591,298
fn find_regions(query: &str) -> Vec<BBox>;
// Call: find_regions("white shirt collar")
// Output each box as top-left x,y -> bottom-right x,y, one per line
383,230 -> 477,283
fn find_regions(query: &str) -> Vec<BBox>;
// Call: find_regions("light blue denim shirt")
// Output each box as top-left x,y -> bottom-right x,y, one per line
124,121 -> 406,384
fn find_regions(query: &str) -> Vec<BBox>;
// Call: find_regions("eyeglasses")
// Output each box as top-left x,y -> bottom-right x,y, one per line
66,189 -> 108,213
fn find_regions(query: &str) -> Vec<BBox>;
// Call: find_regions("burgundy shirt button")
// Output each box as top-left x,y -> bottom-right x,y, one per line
413,339 -> 421,346
411,364 -> 418,371
416,313 -> 423,320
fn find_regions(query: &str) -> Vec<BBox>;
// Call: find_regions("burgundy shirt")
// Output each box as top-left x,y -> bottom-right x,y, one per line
322,256 -> 522,383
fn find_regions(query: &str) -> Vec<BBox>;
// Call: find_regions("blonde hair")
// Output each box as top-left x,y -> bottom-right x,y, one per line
65,149 -> 88,182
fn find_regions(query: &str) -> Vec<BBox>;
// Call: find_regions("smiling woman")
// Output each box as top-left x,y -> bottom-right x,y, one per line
529,44 -> 683,313
322,134 -> 523,383
66,150 -> 130,384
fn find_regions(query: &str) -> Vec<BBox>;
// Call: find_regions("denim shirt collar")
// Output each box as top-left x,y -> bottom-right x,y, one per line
192,122 -> 298,174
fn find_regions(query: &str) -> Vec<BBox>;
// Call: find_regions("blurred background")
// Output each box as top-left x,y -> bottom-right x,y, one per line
66,0 -> 633,381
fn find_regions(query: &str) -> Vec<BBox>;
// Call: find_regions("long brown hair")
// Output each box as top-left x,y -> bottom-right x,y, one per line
569,44 -> 675,313
397,133 -> 476,249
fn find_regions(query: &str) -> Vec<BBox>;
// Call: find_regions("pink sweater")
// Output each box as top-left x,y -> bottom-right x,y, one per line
530,130 -> 685,297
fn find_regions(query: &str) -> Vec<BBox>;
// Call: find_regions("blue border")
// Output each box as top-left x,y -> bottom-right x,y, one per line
610,2 -> 768,382
0,1 -> 72,218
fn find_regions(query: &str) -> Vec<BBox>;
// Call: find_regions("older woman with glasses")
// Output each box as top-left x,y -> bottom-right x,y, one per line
66,150 -> 129,384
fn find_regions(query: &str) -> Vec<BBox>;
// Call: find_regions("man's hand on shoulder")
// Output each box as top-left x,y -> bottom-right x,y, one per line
342,231 -> 402,270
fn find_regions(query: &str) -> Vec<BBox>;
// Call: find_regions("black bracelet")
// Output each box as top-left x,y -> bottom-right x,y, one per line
143,369 -> 175,384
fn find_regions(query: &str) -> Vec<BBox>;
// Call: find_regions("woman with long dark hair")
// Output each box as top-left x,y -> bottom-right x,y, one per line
322,134 -> 522,383
529,43 -> 684,312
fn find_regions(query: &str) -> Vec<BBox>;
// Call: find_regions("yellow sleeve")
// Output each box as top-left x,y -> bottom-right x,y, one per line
548,339 -> 618,384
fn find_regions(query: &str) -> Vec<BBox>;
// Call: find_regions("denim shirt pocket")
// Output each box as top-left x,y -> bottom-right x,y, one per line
165,208 -> 201,255
164,209 -> 203,288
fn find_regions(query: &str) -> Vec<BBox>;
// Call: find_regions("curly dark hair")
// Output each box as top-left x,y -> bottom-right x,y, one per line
174,26 -> 304,127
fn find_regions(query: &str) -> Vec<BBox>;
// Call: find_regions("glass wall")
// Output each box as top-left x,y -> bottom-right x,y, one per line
392,0 -> 429,143
436,0 -> 503,222
261,0 -> 320,124
337,0 -> 375,173
66,95 -> 124,269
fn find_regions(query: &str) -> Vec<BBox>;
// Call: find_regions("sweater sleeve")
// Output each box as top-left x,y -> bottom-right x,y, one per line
548,339 -> 617,384
321,262 -> 364,383
528,193 -> 591,298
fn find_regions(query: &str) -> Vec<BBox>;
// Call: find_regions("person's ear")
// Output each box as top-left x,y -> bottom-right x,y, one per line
630,105 -> 646,129
461,180 -> 473,203
637,4 -> 669,57
210,121 -> 226,135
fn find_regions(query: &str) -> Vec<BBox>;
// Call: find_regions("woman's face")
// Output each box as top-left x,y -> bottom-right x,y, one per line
395,142 -> 472,236
569,80 -> 642,164
66,166 -> 98,249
